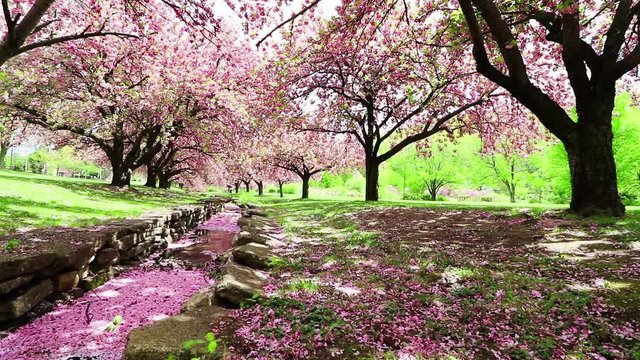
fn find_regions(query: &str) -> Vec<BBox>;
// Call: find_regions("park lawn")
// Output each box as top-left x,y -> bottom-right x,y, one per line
215,197 -> 640,359
0,170 -> 205,236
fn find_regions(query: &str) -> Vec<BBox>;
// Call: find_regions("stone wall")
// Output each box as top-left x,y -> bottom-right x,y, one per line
0,198 -> 226,323
123,205 -> 287,360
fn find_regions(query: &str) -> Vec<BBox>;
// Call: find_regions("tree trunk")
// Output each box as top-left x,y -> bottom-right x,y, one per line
242,180 -> 250,192
278,181 -> 284,198
158,173 -> 171,189
301,174 -> 310,199
509,162 -> 516,203
234,182 -> 240,193
256,180 -> 264,196
0,141 -> 8,170
124,170 -> 132,186
110,161 -> 129,187
365,156 -> 380,201
429,188 -> 437,201
145,167 -> 157,188
565,123 -> 624,216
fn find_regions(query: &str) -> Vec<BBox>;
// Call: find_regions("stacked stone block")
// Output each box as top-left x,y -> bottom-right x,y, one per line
0,198 -> 226,323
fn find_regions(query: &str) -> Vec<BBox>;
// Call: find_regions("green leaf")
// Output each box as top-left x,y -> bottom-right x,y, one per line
182,339 -> 204,351
207,340 -> 218,353
205,332 -> 215,342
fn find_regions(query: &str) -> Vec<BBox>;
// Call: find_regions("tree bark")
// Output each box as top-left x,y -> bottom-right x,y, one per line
565,122 -> 624,216
0,141 -> 8,169
509,163 -> 516,203
365,156 -> 380,201
145,167 -> 157,188
242,180 -> 250,192
234,182 -> 240,193
278,181 -> 284,198
110,160 -> 129,187
158,173 -> 171,189
256,180 -> 264,196
301,174 -> 311,199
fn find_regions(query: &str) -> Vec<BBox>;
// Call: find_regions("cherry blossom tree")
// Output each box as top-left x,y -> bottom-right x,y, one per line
271,130 -> 360,199
455,0 -> 640,216
2,10 -> 237,187
270,1 -> 493,201
0,0 -> 221,67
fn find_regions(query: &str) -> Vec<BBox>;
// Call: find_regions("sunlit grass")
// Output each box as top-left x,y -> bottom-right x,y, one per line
0,170 -> 205,236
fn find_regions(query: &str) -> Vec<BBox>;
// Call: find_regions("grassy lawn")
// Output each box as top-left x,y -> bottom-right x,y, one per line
215,195 -> 640,359
0,170 -> 205,236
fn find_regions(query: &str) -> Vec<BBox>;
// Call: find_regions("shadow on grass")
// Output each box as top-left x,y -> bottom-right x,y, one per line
0,195 -> 128,235
0,172 -> 192,206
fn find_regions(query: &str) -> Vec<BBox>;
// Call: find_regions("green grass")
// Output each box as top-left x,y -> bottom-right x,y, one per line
226,191 -> 640,216
0,170 -> 205,236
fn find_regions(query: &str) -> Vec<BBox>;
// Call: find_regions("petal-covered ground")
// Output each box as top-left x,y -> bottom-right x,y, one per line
0,206 -> 241,360
0,269 -> 210,360
214,201 -> 640,359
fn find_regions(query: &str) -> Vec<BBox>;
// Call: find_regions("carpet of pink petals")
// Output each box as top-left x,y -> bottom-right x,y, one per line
0,269 -> 209,360
0,207 -> 240,360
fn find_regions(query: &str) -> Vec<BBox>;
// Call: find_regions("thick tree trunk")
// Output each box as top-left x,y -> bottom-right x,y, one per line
234,182 -> 240,193
256,180 -> 264,196
0,141 -> 8,169
278,181 -> 284,198
110,161 -> 129,187
242,180 -> 250,192
145,167 -> 157,188
301,174 -> 310,199
365,156 -> 380,201
565,122 -> 624,216
158,173 -> 171,189
429,188 -> 437,201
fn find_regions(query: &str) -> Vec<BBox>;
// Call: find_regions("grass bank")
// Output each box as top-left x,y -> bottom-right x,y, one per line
0,170 -> 204,236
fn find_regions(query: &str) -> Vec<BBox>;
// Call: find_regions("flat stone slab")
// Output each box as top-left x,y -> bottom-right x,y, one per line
124,307 -> 228,360
181,285 -> 217,313
232,242 -> 274,270
215,261 -> 268,306
233,231 -> 286,248
237,216 -> 279,232
0,279 -> 53,321
0,274 -> 34,295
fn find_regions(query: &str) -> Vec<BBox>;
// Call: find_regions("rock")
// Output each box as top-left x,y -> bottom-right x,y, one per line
92,248 -> 119,267
246,209 -> 268,217
119,241 -> 151,261
0,253 -> 54,282
181,286 -> 217,313
124,307 -> 227,360
78,265 -> 90,280
0,279 -> 54,321
53,271 -> 80,292
232,242 -> 275,270
233,231 -> 286,248
0,274 -> 34,295
116,234 -> 138,251
79,269 -> 114,291
215,261 -> 268,306
237,216 -> 280,235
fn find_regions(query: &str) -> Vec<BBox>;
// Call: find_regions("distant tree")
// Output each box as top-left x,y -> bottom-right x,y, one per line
269,1 -> 492,201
